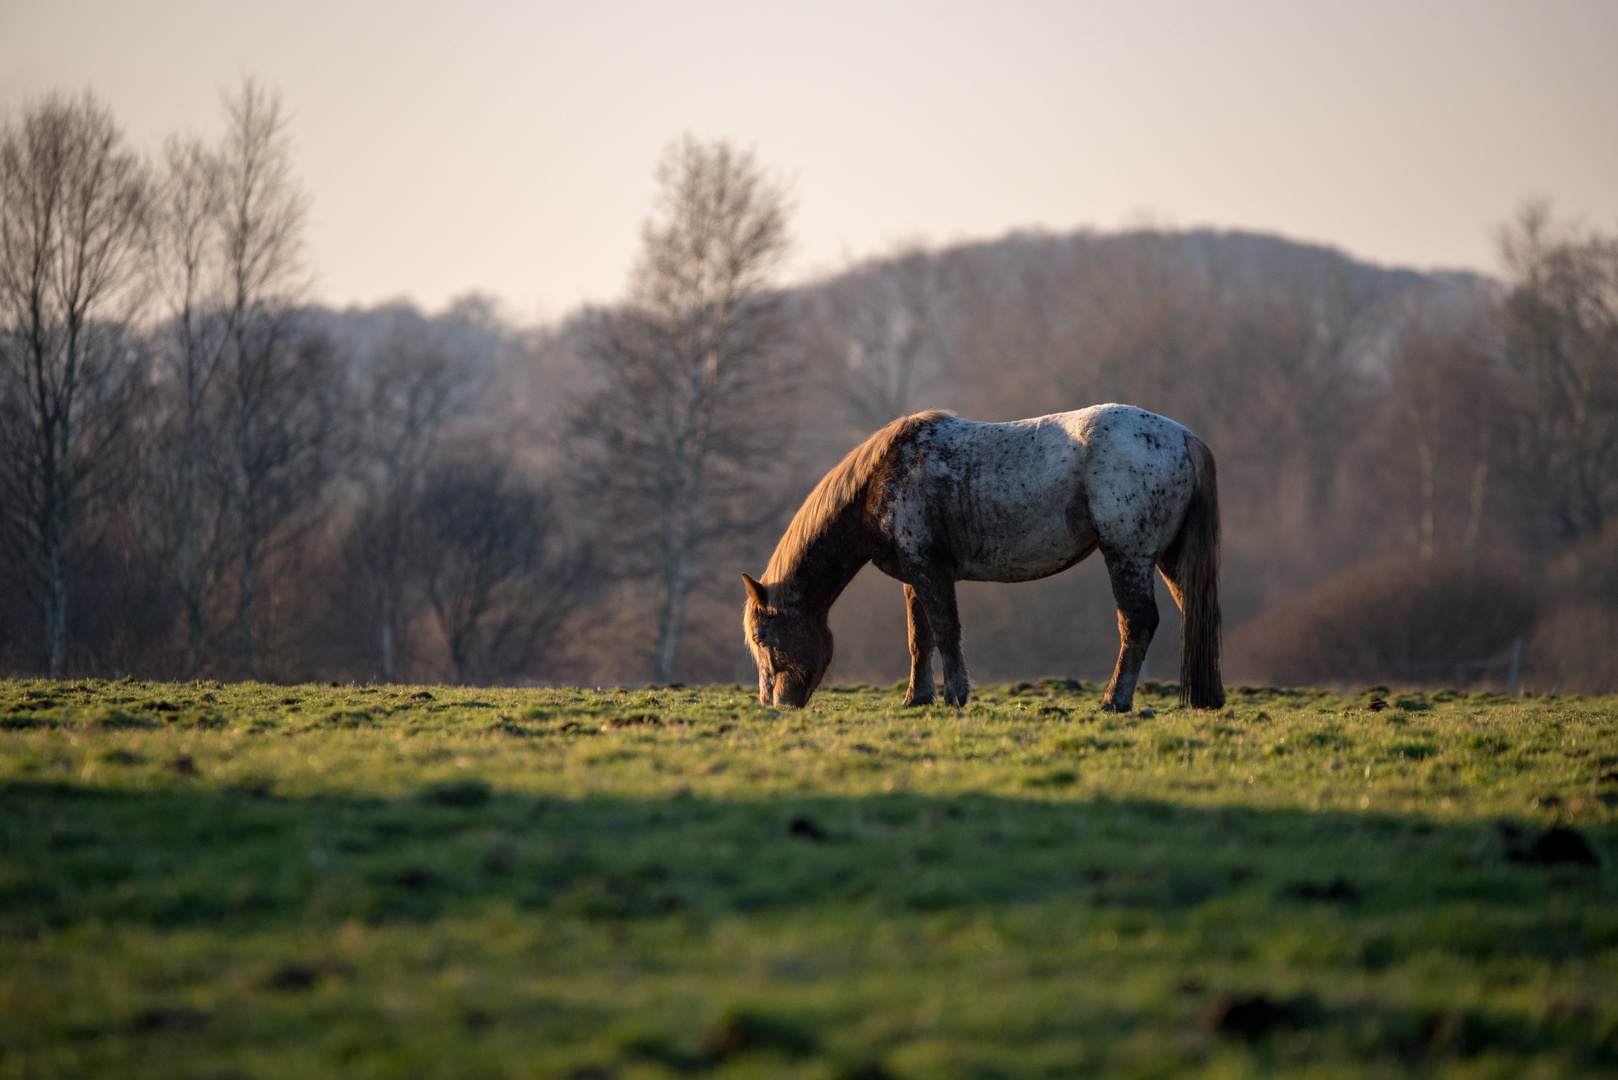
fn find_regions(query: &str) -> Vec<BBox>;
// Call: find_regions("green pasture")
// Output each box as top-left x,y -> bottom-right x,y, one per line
1,677 -> 1615,1078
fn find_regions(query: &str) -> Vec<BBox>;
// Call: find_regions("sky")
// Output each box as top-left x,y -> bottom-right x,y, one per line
2,0 -> 1615,320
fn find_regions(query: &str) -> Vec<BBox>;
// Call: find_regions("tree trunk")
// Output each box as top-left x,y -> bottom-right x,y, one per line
182,359 -> 203,673
237,483 -> 258,679
654,431 -> 713,683
41,323 -> 81,677
652,530 -> 692,683
652,452 -> 688,683
44,512 -> 67,676
651,349 -> 720,683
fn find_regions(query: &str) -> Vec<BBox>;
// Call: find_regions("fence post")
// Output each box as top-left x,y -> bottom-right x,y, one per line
1507,637 -> 1523,696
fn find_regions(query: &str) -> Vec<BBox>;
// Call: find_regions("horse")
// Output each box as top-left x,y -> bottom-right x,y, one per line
743,404 -> 1224,712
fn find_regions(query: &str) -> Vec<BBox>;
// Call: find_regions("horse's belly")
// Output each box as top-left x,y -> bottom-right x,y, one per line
956,515 -> 1097,583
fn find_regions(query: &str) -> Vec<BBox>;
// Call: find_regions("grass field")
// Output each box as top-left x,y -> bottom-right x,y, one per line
2,676 -> 1616,1079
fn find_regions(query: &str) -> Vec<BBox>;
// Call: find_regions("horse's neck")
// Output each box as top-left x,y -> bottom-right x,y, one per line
778,502 -> 868,617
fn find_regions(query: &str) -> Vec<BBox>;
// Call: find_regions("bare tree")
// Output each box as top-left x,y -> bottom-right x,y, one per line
228,323 -> 339,678
1373,329 -> 1512,563
806,241 -> 950,431
349,312 -> 481,680
214,80 -> 319,678
409,459 -> 583,684
151,133 -> 231,672
572,137 -> 793,682
0,93 -> 148,675
1500,202 -> 1618,547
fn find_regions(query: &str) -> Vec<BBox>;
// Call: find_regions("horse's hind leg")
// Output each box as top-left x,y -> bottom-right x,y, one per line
903,584 -> 937,707
1101,552 -> 1159,713
908,573 -> 969,707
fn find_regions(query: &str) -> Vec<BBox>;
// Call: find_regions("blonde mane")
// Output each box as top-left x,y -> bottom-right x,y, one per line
762,411 -> 950,598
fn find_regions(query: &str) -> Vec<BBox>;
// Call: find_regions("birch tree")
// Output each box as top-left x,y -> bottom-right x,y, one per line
573,137 -> 793,683
151,133 -> 230,672
0,93 -> 148,675
1500,203 -> 1618,547
349,314 -> 478,680
214,80 -> 322,678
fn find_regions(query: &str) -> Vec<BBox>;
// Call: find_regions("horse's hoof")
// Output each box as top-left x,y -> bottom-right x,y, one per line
901,695 -> 935,708
1099,700 -> 1130,714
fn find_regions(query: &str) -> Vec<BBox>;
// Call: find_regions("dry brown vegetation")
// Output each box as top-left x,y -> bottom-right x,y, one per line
1224,557 -> 1538,690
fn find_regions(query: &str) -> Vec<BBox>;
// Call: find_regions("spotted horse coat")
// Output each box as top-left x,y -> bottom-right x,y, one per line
744,404 -> 1225,712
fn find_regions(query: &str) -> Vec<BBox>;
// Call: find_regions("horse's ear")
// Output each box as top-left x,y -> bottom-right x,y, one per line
742,573 -> 768,607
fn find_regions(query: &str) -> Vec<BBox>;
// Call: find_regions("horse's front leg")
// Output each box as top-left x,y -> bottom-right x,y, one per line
902,584 -> 936,706
1101,553 -> 1159,713
909,575 -> 969,707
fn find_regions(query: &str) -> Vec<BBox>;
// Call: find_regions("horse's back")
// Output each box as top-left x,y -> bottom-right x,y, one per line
893,405 -> 1198,582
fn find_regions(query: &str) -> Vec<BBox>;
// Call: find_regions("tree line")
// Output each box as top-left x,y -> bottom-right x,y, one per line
0,87 -> 792,685
3,85 -> 1615,691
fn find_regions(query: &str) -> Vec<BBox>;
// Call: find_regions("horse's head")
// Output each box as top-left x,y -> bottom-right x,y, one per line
742,573 -> 832,708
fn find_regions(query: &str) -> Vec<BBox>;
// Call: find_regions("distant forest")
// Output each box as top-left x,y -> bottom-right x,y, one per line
4,86 -> 1616,692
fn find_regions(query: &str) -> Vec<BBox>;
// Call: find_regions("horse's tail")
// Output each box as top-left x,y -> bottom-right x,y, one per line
1163,433 -> 1225,709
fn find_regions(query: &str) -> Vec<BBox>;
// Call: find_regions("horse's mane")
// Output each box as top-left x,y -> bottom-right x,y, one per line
762,410 -> 951,597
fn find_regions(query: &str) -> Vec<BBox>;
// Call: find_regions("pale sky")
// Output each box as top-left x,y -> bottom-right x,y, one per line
3,1 -> 1615,319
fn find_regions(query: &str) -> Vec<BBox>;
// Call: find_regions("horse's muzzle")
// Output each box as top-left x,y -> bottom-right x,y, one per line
771,672 -> 811,709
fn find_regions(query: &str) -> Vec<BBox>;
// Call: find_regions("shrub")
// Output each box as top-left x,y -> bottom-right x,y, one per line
1226,557 -> 1536,688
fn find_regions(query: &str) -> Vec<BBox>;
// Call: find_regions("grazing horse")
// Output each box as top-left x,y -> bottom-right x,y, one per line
743,404 -> 1224,712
